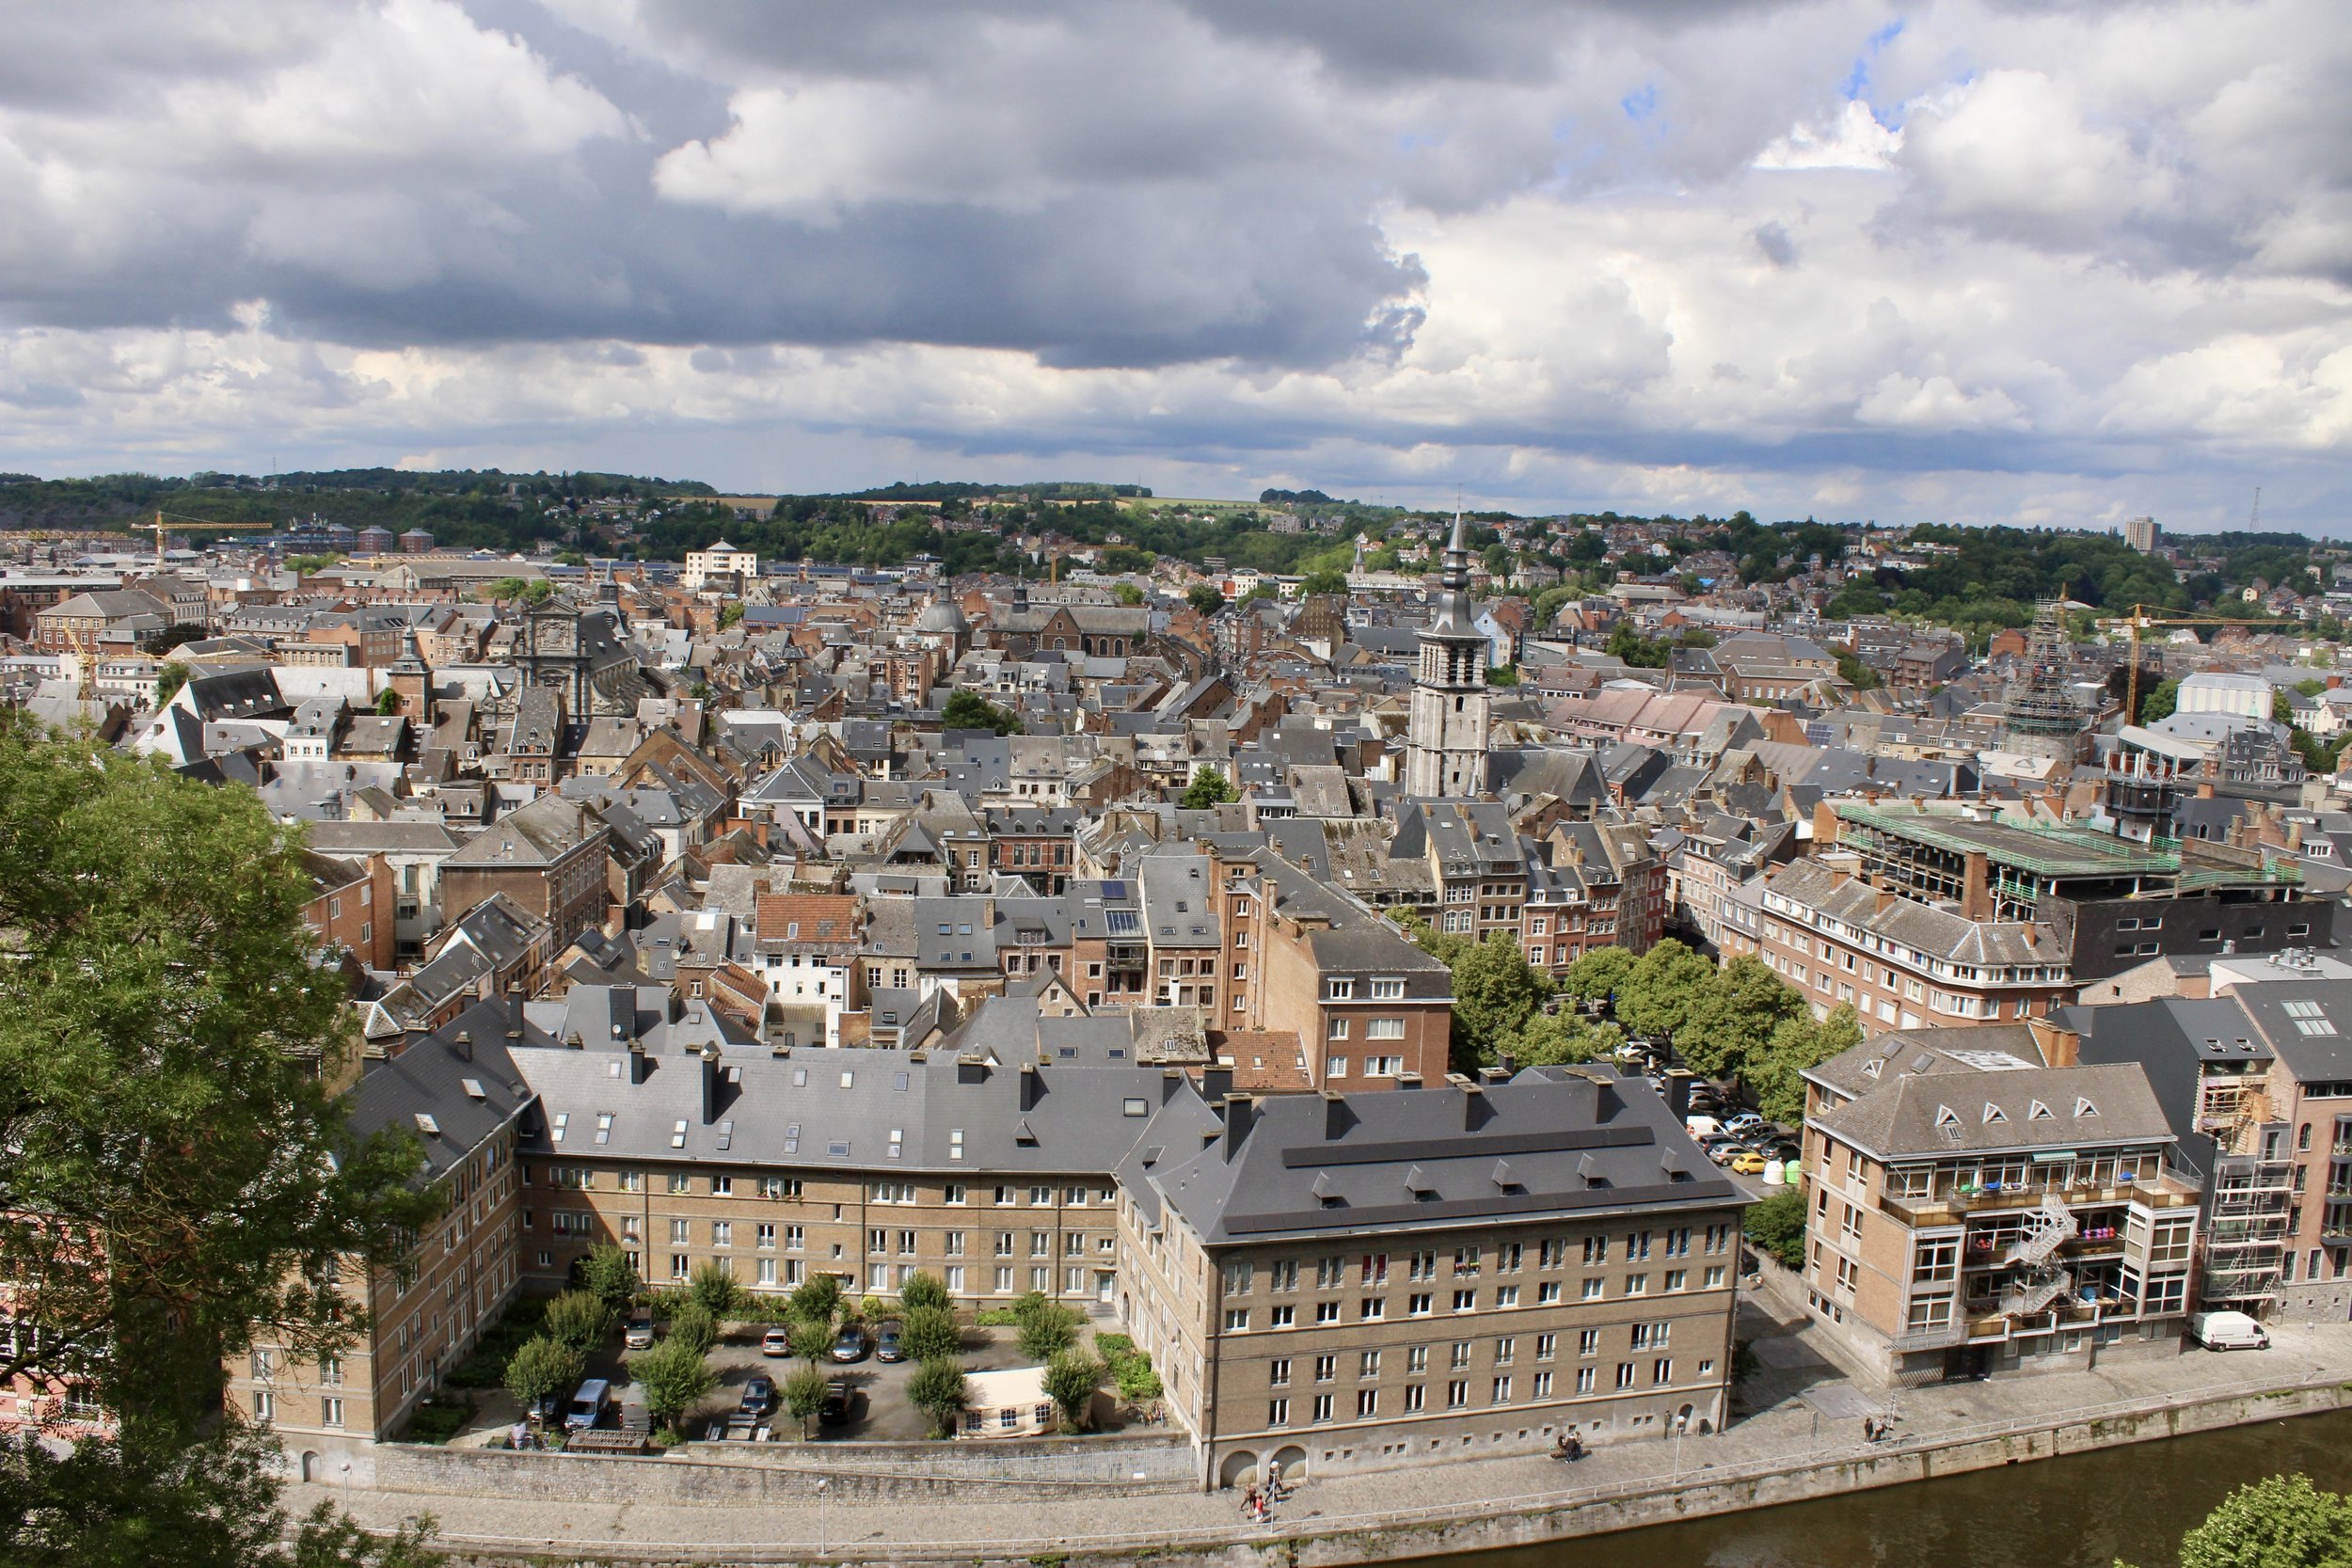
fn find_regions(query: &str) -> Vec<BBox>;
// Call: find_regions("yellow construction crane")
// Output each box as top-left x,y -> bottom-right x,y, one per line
146,510 -> 264,571
2105,602 -> 2311,721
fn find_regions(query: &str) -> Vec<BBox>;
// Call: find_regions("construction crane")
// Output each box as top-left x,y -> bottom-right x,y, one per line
146,510 -> 263,571
2104,603 -> 2310,721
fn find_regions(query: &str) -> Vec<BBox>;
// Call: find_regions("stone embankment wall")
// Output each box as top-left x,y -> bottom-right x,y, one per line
424,1375 -> 2352,1568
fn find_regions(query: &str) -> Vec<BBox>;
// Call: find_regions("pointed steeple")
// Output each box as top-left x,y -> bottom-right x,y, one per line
1440,506 -> 1470,591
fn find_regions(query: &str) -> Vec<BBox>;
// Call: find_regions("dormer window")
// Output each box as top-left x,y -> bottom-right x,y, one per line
2027,1100 -> 2053,1121
1327,979 -> 1355,1001
1982,1102 -> 2007,1124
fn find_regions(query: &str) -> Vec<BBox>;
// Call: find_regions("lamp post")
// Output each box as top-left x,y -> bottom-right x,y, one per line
817,1478 -> 829,1556
1671,1413 -> 1689,1482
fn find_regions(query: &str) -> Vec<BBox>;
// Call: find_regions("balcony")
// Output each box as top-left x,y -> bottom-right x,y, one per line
1883,1172 -> 2199,1226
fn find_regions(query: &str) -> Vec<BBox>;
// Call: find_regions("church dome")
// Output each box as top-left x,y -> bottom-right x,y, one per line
915,598 -> 969,635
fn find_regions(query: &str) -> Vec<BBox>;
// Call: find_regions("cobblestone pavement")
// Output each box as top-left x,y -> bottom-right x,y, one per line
294,1311 -> 2352,1557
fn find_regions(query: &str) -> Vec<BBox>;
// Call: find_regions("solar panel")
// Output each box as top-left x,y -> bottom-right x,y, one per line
1103,880 -> 1128,899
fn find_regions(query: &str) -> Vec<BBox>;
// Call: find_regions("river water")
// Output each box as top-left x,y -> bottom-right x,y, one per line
1408,1408 -> 2352,1568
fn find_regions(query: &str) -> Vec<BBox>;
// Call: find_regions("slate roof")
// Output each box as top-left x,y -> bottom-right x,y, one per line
1810,1053 -> 2173,1162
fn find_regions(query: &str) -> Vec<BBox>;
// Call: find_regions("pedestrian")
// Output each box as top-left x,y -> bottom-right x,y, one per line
1266,1459 -> 1282,1498
1861,1416 -> 1874,1443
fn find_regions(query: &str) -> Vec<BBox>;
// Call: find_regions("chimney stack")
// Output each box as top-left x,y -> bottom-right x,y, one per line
1200,1065 -> 1234,1101
1019,1061 -> 1042,1112
700,1043 -> 722,1125
1221,1093 -> 1256,1160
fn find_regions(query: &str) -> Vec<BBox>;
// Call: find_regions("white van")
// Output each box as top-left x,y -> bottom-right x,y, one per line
2187,1310 -> 2270,1351
565,1377 -> 614,1431
1684,1116 -> 1724,1139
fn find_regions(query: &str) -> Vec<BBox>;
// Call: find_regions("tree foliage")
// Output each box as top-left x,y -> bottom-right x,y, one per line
1298,569 -> 1348,596
783,1365 -> 832,1433
501,1336 -> 584,1414
898,1306 -> 961,1364
2120,1473 -> 2352,1568
155,660 -> 193,706
1448,932 -> 1557,1071
906,1357 -> 969,1440
787,1315 -> 835,1365
1614,939 -> 1718,1042
1508,1008 -> 1624,1068
629,1338 -> 716,1435
941,690 -> 1024,736
2140,676 -> 2182,726
1179,767 -> 1238,811
541,1291 -> 618,1356
1185,584 -> 1226,616
578,1243 -> 642,1308
0,718 -> 435,1441
1743,1190 -> 1806,1269
1562,946 -> 1637,1006
1014,1296 -> 1083,1363
1041,1351 -> 1104,1432
1749,1005 -> 1865,1126
1674,956 -> 1808,1080
663,1300 -> 718,1358
788,1271 -> 844,1326
898,1272 -> 951,1315
687,1261 -> 742,1320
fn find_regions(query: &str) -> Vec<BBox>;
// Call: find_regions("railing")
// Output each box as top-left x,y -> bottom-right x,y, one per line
1886,1177 -> 2198,1225
392,1367 -> 2352,1562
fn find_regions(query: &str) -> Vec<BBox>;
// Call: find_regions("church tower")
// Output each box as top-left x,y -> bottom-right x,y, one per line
1404,513 -> 1492,798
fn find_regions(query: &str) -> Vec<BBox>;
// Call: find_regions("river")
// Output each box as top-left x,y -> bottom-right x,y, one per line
1408,1407 -> 2352,1568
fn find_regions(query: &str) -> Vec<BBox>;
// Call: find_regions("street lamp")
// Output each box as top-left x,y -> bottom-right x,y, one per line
816,1479 -> 829,1556
1671,1413 -> 1689,1482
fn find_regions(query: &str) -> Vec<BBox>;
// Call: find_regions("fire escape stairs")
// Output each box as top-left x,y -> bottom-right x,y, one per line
2002,1193 -> 2078,1269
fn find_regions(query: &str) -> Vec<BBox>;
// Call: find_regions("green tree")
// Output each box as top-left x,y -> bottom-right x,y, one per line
0,719 -> 435,1440
1179,768 -> 1237,810
1391,906 -> 1470,968
941,689 -> 1024,736
1506,1008 -> 1622,1068
1298,568 -> 1348,596
906,1357 -> 969,1440
1450,931 -> 1557,1071
787,1315 -> 836,1366
789,1272 -> 843,1325
898,1271 -> 952,1315
1743,1189 -> 1806,1269
629,1338 -> 716,1437
1673,955 -> 1807,1082
541,1290 -> 618,1356
1113,582 -> 1145,606
2275,689 -> 2296,725
1562,946 -> 1637,1006
1836,651 -> 1883,690
1186,584 -> 1226,616
155,660 -> 193,706
688,1261 -> 743,1321
501,1336 -> 584,1417
898,1306 -> 961,1364
1615,939 -> 1716,1043
373,685 -> 403,716
1485,664 -> 1519,687
2140,675 -> 2182,725
1041,1351 -> 1104,1432
578,1243 -> 642,1308
664,1299 -> 718,1358
0,1418 -> 446,1567
1605,623 -> 1668,668
783,1365 -> 832,1436
718,601 -> 745,629
1014,1297 -> 1082,1362
2140,1473 -> 2352,1568
1751,1005 -> 1865,1127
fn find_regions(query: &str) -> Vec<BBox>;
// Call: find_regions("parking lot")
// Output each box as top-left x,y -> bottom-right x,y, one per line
698,1323 -> 1039,1442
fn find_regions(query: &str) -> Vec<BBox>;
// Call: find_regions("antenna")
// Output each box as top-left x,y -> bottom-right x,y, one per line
2249,485 -> 2261,531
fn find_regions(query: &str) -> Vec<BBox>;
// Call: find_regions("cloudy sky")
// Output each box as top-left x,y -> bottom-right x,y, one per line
2,0 -> 2347,529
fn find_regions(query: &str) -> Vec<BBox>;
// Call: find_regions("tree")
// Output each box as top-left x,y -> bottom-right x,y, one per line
688,1261 -> 743,1320
1673,955 -> 1808,1082
578,1243 -> 642,1307
0,718 -> 435,1442
1751,1005 -> 1865,1127
1113,582 -> 1145,606
1606,623 -> 1668,668
787,1315 -> 836,1366
789,1272 -> 843,1326
1179,768 -> 1237,810
502,1336 -> 584,1417
542,1290 -> 618,1356
1041,1351 -> 1103,1433
664,1299 -> 719,1358
1014,1297 -> 1082,1362
898,1306 -> 961,1364
898,1271 -> 951,1315
1562,946 -> 1636,1006
373,686 -> 403,716
0,1417 -> 446,1567
1391,906 -> 1470,968
783,1365 -> 832,1436
1450,931 -> 1557,1071
155,660 -> 192,706
1836,651 -> 1882,690
1614,939 -> 1716,1042
630,1337 -> 716,1436
1485,664 -> 1519,687
940,689 -> 1024,736
2125,1473 -> 2352,1568
906,1357 -> 969,1440
2276,689 -> 2296,725
1298,568 -> 1347,596
2141,675 -> 2182,725
1507,1008 -> 1622,1068
1743,1189 -> 1806,1269
717,601 -> 745,629
1186,584 -> 1226,616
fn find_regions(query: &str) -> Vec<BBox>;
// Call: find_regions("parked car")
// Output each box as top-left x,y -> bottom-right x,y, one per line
739,1374 -> 776,1417
1722,1113 -> 1768,1137
1762,1139 -> 1804,1164
564,1377 -> 613,1433
830,1324 -> 870,1363
624,1311 -> 656,1350
2188,1310 -> 2271,1351
1687,1085 -> 1724,1114
761,1326 -> 792,1358
875,1320 -> 905,1363
1727,1151 -> 1769,1176
1700,1136 -> 1740,1164
819,1378 -> 856,1424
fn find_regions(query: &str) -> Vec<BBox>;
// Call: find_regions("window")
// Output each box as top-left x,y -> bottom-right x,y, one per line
1407,1292 -> 1433,1317
1623,1274 -> 1647,1296
1225,1308 -> 1249,1331
253,1390 -> 274,1421
1367,1018 -> 1405,1040
1446,1380 -> 1469,1410
1268,1398 -> 1290,1426
1371,977 -> 1406,999
321,1396 -> 344,1427
1327,979 -> 1355,1001
1311,1394 -> 1334,1424
1269,1357 -> 1292,1386
1581,1277 -> 1604,1300
1453,1289 -> 1477,1312
1576,1367 -> 1596,1395
1327,1018 -> 1350,1040
1314,1354 -> 1337,1383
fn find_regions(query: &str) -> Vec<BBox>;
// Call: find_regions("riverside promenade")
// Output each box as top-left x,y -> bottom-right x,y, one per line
303,1301 -> 2352,1566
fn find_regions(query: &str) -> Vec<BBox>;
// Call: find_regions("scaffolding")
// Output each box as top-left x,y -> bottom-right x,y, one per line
2001,601 -> 2091,761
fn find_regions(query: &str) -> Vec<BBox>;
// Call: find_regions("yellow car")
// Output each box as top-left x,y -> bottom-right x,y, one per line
1727,1151 -> 1769,1175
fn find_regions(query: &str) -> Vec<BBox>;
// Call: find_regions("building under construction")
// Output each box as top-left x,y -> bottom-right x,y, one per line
1999,602 -> 2092,762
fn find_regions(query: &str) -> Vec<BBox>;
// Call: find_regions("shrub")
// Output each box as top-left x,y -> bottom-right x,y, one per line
898,1306 -> 961,1363
1015,1299 -> 1081,1363
542,1290 -> 617,1355
689,1261 -> 743,1321
403,1395 -> 475,1445
907,1357 -> 969,1440
631,1338 -> 717,1436
898,1272 -> 952,1315
1041,1352 -> 1103,1433
1743,1189 -> 1806,1270
975,1307 -> 1023,1327
1091,1334 -> 1162,1402
442,1293 -> 552,1387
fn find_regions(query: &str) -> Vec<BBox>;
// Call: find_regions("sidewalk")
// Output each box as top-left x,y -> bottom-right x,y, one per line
297,1307 -> 2352,1559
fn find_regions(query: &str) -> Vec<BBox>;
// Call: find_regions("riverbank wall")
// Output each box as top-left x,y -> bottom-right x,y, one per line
421,1368 -> 2352,1567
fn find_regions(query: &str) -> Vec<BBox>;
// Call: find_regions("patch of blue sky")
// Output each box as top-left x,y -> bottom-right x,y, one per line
1843,18 -> 1904,101
1620,82 -> 1659,121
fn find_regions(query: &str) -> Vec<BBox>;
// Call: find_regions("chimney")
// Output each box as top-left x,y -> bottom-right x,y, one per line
1161,1066 -> 1187,1103
1477,1066 -> 1511,1088
1019,1061 -> 1042,1112
1459,1080 -> 1489,1131
1322,1091 -> 1356,1141
700,1043 -> 721,1125
1221,1093 -> 1256,1160
958,1053 -> 991,1085
982,896 -> 997,928
1961,849 -> 1994,923
1200,1065 -> 1234,1102
1662,1069 -> 1693,1118
452,1029 -> 472,1062
628,1037 -> 649,1085
2030,1016 -> 2081,1069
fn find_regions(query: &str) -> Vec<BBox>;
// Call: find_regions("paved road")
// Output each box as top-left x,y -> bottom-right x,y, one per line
298,1299 -> 2352,1557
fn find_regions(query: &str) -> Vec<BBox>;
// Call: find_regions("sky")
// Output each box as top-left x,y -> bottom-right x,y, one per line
1,0 -> 2348,531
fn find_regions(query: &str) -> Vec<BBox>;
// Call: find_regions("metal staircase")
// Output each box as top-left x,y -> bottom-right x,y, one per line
1999,1267 -> 2075,1318
1997,1193 -> 2079,1319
